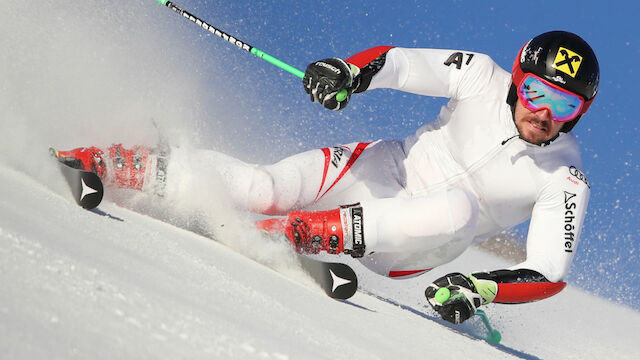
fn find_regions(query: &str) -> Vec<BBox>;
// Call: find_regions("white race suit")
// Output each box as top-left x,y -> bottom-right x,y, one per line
165,47 -> 590,290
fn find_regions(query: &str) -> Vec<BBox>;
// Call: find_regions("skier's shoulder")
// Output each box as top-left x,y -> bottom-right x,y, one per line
438,49 -> 510,100
392,46 -> 507,76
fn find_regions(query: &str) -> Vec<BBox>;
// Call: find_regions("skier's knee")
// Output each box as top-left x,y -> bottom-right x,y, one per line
247,165 -> 302,215
446,188 -> 479,236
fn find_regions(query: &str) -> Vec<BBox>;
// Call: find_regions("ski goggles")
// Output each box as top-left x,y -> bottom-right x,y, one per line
516,73 -> 585,122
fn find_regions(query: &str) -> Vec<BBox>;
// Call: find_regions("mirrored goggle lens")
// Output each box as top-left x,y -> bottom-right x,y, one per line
517,75 -> 584,122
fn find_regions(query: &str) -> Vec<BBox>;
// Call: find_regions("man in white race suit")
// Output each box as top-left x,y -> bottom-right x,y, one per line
58,30 -> 598,324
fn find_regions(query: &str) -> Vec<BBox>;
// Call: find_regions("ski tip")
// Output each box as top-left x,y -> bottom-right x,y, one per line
296,256 -> 358,300
52,150 -> 105,210
49,147 -> 59,158
326,264 -> 358,300
78,171 -> 104,210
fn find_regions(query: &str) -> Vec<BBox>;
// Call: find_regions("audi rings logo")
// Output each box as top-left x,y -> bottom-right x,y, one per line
569,166 -> 590,188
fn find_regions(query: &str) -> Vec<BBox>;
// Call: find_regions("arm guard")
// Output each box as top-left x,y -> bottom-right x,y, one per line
345,46 -> 394,93
472,269 -> 566,304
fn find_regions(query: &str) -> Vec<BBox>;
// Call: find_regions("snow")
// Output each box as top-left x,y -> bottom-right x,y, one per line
1,160 -> 639,360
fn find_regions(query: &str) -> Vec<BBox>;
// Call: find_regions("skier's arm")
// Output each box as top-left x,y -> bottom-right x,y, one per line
425,269 -> 569,324
347,46 -> 502,99
303,46 -> 504,110
301,46 -> 395,111
467,268 -> 567,304
426,166 -> 590,323
440,165 -> 590,304
484,165 -> 590,303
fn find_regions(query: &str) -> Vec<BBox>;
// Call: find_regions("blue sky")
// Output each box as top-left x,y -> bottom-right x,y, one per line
156,1 -> 640,308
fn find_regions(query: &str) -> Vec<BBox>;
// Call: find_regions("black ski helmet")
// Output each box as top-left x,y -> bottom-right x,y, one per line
508,31 -> 600,132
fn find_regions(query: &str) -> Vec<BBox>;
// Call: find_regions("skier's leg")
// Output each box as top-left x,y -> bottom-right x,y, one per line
257,184 -> 480,277
56,140 -> 400,215
164,140 -> 401,215
358,187 -> 479,277
51,144 -> 169,195
162,147 -> 325,215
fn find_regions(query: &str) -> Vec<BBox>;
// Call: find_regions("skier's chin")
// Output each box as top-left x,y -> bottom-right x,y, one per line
518,122 -> 552,145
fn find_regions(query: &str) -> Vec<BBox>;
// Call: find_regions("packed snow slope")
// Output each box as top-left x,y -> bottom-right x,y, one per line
1,161 -> 639,359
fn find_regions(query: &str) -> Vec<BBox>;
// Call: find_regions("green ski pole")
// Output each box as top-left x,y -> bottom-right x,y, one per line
155,0 -> 348,102
476,310 -> 502,344
434,288 -> 502,343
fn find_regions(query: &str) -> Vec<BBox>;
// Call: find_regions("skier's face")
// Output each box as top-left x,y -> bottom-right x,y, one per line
514,99 -> 567,145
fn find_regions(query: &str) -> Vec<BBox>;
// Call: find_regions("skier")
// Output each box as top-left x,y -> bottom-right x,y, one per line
57,30 -> 599,324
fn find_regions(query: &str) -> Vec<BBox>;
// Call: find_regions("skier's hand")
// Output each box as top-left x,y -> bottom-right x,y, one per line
303,58 -> 358,110
425,273 -> 490,324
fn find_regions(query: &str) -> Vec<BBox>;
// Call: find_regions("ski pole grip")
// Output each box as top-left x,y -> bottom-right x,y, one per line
250,48 -> 348,103
434,287 -> 451,304
336,89 -> 348,102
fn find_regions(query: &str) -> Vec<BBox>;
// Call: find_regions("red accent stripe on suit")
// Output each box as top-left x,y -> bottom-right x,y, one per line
314,148 -> 332,202
388,269 -> 431,278
316,142 -> 371,202
494,282 -> 567,303
346,46 -> 395,68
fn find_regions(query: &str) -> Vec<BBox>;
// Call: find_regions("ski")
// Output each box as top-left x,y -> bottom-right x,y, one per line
297,255 -> 358,300
49,148 -> 104,210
